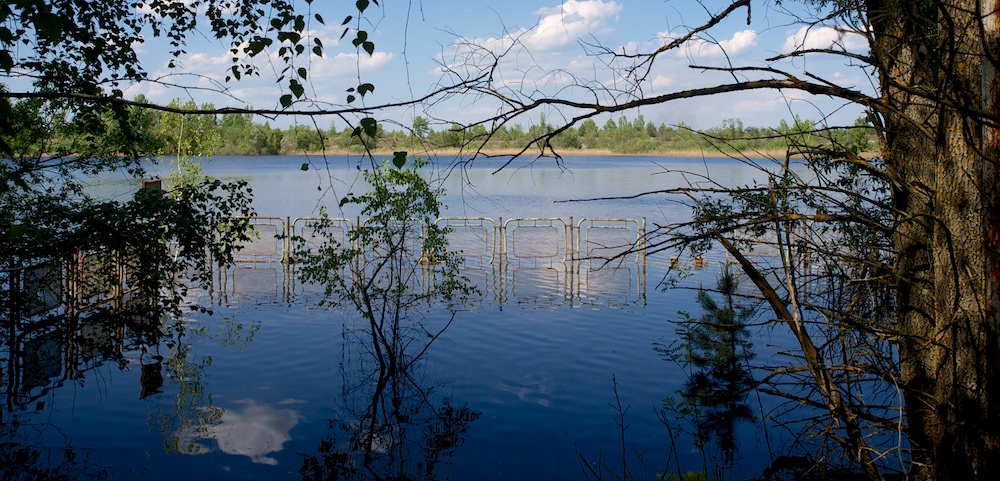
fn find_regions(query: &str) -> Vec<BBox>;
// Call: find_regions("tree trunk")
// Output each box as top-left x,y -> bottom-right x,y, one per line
874,0 -> 1000,478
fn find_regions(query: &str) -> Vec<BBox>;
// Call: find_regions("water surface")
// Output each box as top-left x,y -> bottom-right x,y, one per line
6,154 -> 788,480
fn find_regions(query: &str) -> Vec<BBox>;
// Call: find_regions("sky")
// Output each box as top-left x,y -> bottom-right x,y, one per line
121,0 -> 873,132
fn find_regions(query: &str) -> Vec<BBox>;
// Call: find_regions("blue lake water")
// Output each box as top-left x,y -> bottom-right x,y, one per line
5,154 -> 796,480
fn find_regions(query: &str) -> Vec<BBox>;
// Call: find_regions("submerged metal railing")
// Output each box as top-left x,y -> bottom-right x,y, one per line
213,215 -> 656,308
230,215 -> 648,265
5,213 -> 759,321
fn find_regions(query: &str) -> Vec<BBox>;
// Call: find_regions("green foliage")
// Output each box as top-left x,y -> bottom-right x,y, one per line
293,155 -> 479,479
284,124 -> 326,153
412,115 -> 431,139
1,97 -> 49,156
1,1 -> 327,105
1,95 -> 254,334
217,112 -> 282,155
7,93 -> 876,156
578,118 -> 599,139
295,155 -> 473,312
154,100 -> 221,155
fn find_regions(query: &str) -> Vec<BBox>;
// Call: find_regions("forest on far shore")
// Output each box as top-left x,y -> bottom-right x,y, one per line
11,96 -> 876,157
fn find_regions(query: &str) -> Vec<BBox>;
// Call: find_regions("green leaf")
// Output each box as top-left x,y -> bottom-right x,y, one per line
356,0 -> 370,13
278,31 -> 301,44
289,79 -> 305,98
280,94 -> 293,108
392,152 -> 408,169
297,67 -> 307,79
362,41 -> 374,56
352,31 -> 367,47
358,83 -> 374,96
247,38 -> 270,55
360,117 -> 377,137
346,94 -> 356,103
36,12 -> 63,42
0,50 -> 11,73
300,163 -> 309,171
9,224 -> 28,240
342,15 -> 353,26
315,13 -> 325,24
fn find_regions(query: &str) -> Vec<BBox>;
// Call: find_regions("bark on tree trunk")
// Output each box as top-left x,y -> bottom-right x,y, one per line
874,0 -> 1000,479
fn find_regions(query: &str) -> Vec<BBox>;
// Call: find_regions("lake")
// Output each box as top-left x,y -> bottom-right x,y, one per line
4,154 -> 793,480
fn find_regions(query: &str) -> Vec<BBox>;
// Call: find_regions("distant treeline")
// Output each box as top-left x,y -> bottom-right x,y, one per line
8,96 -> 876,157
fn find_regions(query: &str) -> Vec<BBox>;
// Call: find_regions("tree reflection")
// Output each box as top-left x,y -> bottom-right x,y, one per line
0,301 -> 169,480
299,309 -> 479,481
0,417 -> 111,481
657,265 -> 758,479
148,316 -> 262,459
2,300 -> 163,415
295,157 -> 480,480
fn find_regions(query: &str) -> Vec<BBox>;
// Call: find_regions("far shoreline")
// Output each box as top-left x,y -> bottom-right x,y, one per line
286,146 -> 815,159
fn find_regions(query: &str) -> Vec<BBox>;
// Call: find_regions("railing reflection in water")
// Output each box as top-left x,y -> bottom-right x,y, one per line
2,251 -> 141,412
214,216 -> 655,308
2,214 -> 722,412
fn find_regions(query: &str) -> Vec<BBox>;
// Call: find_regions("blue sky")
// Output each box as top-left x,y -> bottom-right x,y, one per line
123,0 -> 873,131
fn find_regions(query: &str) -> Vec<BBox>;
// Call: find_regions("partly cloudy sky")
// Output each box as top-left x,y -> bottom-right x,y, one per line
120,0 -> 872,130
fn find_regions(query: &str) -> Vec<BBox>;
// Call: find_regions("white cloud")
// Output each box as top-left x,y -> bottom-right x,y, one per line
783,25 -> 867,53
719,30 -> 758,55
651,74 -> 674,89
523,0 -> 623,51
313,51 -> 395,77
660,29 -> 758,59
123,38 -> 392,112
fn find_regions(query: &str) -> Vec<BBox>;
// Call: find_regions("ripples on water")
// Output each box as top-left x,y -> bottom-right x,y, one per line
6,155 -> 786,480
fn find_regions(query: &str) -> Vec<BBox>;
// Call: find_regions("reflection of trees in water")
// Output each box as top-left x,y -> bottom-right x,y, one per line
0,301 -> 275,478
0,303 -> 170,480
301,309 -> 480,481
657,265 -> 757,479
295,159 -> 480,480
2,300 -> 165,413
145,316 -> 262,457
0,418 -> 112,481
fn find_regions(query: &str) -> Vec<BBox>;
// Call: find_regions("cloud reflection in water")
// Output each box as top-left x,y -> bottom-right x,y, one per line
175,399 -> 302,465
